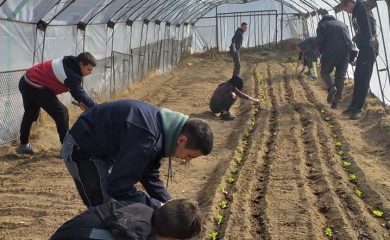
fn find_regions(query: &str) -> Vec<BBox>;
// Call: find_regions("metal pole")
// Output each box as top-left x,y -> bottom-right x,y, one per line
268,13 -> 271,49
280,2 -> 284,45
137,23 -> 145,81
216,6 -> 219,51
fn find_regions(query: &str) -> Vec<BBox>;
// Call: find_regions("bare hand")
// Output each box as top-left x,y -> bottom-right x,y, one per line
350,61 -> 357,66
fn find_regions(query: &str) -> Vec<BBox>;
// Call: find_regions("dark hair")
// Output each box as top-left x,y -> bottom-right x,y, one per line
77,52 -> 97,67
153,199 -> 202,239
241,22 -> 248,26
181,118 -> 213,155
341,0 -> 355,6
228,75 -> 244,90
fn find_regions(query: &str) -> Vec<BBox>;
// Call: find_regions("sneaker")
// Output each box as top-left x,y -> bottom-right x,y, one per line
349,111 -> 362,120
327,87 -> 337,104
220,112 -> 235,121
16,143 -> 34,154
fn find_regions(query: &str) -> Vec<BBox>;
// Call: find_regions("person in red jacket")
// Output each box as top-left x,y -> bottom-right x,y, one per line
16,52 -> 98,154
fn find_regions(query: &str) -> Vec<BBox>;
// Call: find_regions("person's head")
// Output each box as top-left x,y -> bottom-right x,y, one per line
341,0 -> 356,13
153,199 -> 202,240
173,118 -> 213,162
228,75 -> 244,90
241,22 -> 248,32
77,52 -> 97,76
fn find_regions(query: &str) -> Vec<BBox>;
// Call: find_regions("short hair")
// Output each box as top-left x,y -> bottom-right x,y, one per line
153,199 -> 202,239
228,75 -> 244,90
341,0 -> 355,6
181,118 -> 213,155
241,22 -> 248,26
77,52 -> 97,67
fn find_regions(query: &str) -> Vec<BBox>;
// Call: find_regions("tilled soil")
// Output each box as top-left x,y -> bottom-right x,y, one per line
0,49 -> 389,240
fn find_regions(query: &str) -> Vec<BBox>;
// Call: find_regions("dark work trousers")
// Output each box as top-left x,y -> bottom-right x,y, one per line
18,76 -> 69,144
210,93 -> 237,114
320,54 -> 349,99
232,52 -> 241,77
349,46 -> 378,112
61,133 -> 113,208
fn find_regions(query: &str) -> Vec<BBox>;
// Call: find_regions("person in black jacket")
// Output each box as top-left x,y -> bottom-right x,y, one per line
297,37 -> 320,79
50,199 -> 201,240
16,52 -> 97,154
61,99 -> 213,209
317,15 -> 355,109
229,22 -> 248,77
341,0 -> 379,119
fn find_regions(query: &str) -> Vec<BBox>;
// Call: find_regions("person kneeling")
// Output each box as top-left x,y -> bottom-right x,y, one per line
50,199 -> 201,240
209,75 -> 259,121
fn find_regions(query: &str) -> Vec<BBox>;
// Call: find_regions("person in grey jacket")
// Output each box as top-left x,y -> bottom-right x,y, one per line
229,22 -> 248,77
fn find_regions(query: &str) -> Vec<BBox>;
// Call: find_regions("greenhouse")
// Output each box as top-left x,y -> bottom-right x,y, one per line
0,0 -> 389,239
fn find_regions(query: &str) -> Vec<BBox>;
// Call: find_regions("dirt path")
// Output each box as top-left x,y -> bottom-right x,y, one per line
0,49 -> 389,240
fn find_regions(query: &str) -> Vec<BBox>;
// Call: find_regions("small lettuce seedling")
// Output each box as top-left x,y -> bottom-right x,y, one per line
226,176 -> 235,184
324,227 -> 333,237
343,161 -> 351,168
320,109 -> 326,113
209,230 -> 218,240
234,156 -> 243,164
219,186 -> 228,194
219,200 -> 228,209
373,210 -> 384,217
337,150 -> 345,156
354,188 -> 363,197
335,141 -> 343,147
237,146 -> 244,153
230,167 -> 239,174
215,214 -> 223,225
349,173 -> 357,182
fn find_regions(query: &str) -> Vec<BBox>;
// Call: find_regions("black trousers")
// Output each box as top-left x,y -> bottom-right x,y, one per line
210,93 -> 237,114
320,54 -> 349,98
349,46 -> 378,111
19,77 -> 69,144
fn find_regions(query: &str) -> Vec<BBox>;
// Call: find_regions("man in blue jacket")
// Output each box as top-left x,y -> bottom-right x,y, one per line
61,99 -> 213,209
341,0 -> 379,119
229,22 -> 248,77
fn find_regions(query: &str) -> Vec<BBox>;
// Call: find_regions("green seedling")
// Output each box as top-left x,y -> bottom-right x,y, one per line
234,156 -> 243,164
337,150 -> 345,156
320,109 -> 326,113
215,214 -> 223,225
354,188 -> 363,197
237,146 -> 244,153
219,200 -> 228,209
242,140 -> 248,146
244,131 -> 250,138
250,118 -> 255,126
230,167 -> 239,174
335,141 -> 343,147
372,210 -> 384,217
226,176 -> 235,184
324,227 -> 333,237
343,161 -> 351,168
332,134 -> 338,139
325,117 -> 330,121
209,230 -> 218,240
349,173 -> 357,182
218,186 -> 228,194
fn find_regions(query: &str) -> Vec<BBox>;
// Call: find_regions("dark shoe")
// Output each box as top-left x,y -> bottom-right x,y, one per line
331,95 -> 340,109
327,87 -> 337,103
16,143 -> 34,154
349,111 -> 362,120
220,112 -> 235,121
342,108 -> 355,116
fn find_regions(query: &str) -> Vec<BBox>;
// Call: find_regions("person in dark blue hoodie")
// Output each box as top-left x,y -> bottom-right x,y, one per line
50,199 -> 201,240
317,14 -> 355,109
341,0 -> 379,119
61,99 -> 213,209
229,22 -> 248,77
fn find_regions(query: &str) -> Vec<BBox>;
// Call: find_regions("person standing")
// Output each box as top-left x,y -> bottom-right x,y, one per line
316,15 -> 355,109
61,99 -> 213,209
229,22 -> 248,77
16,52 -> 97,154
341,0 -> 379,119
